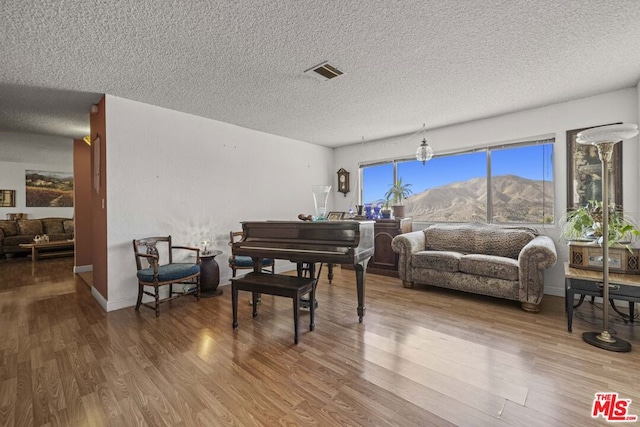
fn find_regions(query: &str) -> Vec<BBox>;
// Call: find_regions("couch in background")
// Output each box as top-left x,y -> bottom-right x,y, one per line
391,223 -> 557,312
0,218 -> 74,257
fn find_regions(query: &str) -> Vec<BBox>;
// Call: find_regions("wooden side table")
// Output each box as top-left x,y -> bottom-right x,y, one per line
565,263 -> 640,332
200,250 -> 223,297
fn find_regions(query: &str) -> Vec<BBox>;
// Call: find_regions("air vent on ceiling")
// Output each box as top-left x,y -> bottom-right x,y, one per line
304,62 -> 344,81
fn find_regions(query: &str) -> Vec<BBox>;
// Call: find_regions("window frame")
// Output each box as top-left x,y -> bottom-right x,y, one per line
359,137 -> 555,224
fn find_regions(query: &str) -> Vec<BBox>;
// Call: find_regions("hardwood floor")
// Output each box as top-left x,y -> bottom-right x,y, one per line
1,257 -> 639,426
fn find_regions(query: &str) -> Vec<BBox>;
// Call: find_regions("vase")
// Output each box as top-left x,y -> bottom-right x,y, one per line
364,203 -> 373,219
311,185 -> 331,220
392,205 -> 405,218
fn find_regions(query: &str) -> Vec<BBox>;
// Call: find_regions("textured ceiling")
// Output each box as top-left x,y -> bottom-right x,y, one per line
1,0 -> 640,147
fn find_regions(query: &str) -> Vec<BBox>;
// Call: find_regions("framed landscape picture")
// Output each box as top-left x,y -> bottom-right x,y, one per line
25,170 -> 74,207
566,124 -> 622,210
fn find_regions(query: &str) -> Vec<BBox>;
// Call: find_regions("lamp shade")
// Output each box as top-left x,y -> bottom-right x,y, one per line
576,123 -> 638,145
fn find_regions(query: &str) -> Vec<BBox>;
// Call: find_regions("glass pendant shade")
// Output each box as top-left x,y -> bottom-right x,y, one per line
416,138 -> 434,165
576,123 -> 639,145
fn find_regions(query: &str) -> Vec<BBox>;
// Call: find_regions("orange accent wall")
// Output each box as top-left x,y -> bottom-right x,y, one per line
90,96 -> 108,299
73,139 -> 92,267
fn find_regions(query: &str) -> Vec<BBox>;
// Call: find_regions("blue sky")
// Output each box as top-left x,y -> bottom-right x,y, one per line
363,144 -> 553,204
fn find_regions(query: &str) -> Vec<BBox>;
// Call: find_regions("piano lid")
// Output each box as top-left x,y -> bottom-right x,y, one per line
234,220 -> 375,263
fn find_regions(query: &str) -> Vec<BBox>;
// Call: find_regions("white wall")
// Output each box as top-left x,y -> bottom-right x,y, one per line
332,88 -> 640,297
0,132 -> 74,219
104,96 -> 334,310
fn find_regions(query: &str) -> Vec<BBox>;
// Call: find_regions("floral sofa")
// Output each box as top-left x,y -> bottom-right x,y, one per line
0,218 -> 74,257
391,223 -> 557,312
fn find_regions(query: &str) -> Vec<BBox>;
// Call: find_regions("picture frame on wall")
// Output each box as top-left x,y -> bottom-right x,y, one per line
0,189 -> 16,207
566,124 -> 622,210
25,171 -> 73,207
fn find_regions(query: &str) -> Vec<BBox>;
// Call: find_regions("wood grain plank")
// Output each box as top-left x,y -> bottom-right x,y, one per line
0,378 -> 16,427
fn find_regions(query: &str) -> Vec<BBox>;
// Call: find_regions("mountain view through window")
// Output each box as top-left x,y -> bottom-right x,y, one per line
362,141 -> 554,223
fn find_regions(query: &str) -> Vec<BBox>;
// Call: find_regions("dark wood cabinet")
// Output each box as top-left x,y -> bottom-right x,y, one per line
342,218 -> 412,277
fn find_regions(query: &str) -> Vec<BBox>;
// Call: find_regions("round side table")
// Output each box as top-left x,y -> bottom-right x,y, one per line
200,250 -> 223,297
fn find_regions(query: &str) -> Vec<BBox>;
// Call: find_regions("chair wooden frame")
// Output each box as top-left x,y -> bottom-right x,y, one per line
228,231 -> 275,277
133,235 -> 201,317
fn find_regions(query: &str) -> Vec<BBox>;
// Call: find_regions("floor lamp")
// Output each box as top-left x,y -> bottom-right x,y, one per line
576,123 -> 638,352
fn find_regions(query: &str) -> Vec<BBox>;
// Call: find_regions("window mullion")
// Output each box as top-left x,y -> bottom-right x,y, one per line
486,150 -> 492,223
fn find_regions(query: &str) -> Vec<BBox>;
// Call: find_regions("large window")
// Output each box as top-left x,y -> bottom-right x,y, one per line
398,151 -> 487,222
360,138 -> 554,224
491,143 -> 554,223
362,162 -> 393,204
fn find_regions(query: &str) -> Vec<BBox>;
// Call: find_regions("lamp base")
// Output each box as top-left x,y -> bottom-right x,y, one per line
582,331 -> 632,352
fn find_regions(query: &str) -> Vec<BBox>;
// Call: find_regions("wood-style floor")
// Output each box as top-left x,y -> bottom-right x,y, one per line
1,257 -> 639,426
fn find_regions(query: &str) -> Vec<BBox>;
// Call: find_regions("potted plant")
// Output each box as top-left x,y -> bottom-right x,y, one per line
380,200 -> 392,219
384,177 -> 412,218
559,200 -> 640,247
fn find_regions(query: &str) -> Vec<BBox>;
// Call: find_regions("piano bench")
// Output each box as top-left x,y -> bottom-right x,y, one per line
231,272 -> 317,344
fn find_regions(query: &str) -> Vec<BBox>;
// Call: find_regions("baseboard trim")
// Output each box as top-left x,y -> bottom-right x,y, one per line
91,287 -> 108,311
74,264 -> 93,273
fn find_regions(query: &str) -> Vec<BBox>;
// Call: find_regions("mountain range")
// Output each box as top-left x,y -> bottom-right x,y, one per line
403,175 -> 554,223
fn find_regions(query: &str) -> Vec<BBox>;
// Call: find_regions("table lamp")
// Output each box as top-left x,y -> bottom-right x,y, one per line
201,240 -> 211,256
576,123 -> 638,352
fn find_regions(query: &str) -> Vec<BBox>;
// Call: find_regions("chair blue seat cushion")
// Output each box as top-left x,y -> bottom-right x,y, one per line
137,263 -> 200,283
230,255 -> 274,267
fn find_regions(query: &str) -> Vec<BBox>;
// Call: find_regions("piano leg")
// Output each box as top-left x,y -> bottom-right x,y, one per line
354,259 -> 369,323
299,262 -> 333,284
251,257 -> 264,305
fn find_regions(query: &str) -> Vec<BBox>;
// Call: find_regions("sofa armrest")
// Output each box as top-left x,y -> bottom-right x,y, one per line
518,235 -> 558,305
392,230 -> 426,282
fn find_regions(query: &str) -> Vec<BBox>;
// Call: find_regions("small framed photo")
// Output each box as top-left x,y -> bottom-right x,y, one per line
327,211 -> 344,220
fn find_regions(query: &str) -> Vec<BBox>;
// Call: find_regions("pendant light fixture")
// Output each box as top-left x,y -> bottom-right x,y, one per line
415,124 -> 434,165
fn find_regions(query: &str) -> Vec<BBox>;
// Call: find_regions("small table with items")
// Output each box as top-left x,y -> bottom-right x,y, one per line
19,240 -> 75,262
200,250 -> 223,297
564,263 -> 640,332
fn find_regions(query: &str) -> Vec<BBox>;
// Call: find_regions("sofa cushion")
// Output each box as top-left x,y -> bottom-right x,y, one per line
424,223 -> 537,259
0,220 -> 18,237
4,235 -> 35,247
42,218 -> 65,234
17,219 -> 43,236
459,254 -> 519,281
411,250 -> 462,272
63,219 -> 74,234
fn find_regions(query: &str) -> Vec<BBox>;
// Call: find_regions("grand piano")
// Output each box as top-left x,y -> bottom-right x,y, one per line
232,220 -> 375,322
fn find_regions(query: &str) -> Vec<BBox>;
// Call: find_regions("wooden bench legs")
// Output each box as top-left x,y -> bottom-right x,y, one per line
232,272 -> 316,344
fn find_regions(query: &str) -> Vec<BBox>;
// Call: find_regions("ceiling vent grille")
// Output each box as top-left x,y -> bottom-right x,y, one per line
304,62 -> 344,81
